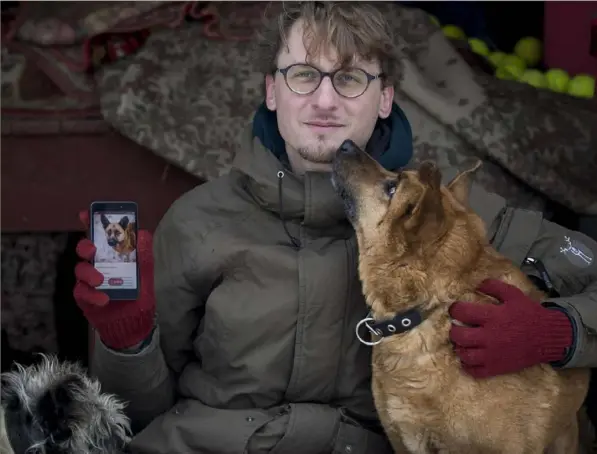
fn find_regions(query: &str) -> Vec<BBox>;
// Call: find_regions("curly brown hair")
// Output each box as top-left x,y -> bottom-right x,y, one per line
255,1 -> 403,86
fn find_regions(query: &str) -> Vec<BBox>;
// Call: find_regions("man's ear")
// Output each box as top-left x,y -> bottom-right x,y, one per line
265,74 -> 277,111
447,160 -> 482,207
378,85 -> 394,119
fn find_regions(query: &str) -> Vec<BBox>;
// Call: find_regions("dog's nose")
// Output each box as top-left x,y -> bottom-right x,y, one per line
337,139 -> 359,156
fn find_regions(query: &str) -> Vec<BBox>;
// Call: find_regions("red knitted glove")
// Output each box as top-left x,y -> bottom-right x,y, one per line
449,279 -> 573,379
73,210 -> 155,350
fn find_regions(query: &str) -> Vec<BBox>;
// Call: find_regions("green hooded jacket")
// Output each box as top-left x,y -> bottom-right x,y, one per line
92,103 -> 597,454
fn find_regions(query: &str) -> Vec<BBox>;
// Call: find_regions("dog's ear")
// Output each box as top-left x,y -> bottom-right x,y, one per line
418,161 -> 441,191
100,214 -> 110,229
119,216 -> 129,230
447,160 -> 482,207
404,161 -> 444,231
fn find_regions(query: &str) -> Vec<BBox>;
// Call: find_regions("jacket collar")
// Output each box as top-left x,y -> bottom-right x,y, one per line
231,102 -> 413,230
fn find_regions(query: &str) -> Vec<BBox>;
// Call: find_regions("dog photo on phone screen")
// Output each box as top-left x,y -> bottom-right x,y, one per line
93,213 -> 137,263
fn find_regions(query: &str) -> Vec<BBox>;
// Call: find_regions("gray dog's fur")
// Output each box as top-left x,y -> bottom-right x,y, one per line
0,354 -> 131,454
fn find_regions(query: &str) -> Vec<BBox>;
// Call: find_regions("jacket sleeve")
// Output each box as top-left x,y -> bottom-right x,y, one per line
463,178 -> 597,369
91,203 -> 221,432
526,223 -> 597,369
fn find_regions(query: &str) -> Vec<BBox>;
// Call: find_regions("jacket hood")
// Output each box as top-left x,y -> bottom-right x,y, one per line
231,101 -> 413,231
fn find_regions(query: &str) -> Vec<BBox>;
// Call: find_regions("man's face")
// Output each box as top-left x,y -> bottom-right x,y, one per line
265,20 -> 395,174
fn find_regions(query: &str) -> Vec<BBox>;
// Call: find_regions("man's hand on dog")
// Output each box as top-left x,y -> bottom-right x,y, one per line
73,210 -> 156,350
448,279 -> 574,379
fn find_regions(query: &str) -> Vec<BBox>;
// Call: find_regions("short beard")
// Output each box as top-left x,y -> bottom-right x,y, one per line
297,145 -> 336,164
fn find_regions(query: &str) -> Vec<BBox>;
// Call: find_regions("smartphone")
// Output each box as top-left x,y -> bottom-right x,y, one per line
89,201 -> 140,300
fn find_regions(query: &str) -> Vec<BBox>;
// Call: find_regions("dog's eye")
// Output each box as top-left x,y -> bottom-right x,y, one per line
385,181 -> 397,198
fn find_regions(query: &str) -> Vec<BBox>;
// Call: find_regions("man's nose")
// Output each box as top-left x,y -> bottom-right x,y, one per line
312,76 -> 339,110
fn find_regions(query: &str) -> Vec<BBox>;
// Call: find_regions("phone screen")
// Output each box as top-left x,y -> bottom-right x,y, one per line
90,203 -> 139,299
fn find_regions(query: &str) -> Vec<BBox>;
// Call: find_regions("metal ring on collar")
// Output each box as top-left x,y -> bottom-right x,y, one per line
355,317 -> 383,346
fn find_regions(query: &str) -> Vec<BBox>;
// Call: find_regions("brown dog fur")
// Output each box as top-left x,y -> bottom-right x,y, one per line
331,141 -> 590,454
120,222 -> 137,256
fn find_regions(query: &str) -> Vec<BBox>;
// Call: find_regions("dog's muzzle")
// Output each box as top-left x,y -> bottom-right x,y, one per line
332,140 -> 363,222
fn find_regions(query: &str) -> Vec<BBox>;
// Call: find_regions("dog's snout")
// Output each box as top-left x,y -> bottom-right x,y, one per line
337,139 -> 359,157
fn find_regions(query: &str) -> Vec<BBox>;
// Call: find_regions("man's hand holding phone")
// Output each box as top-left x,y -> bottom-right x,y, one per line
73,210 -> 155,350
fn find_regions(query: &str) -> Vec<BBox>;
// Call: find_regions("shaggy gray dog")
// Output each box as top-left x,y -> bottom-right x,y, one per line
0,355 -> 131,454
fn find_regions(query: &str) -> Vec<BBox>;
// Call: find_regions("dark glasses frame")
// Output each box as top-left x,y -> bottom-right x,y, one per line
277,63 -> 384,99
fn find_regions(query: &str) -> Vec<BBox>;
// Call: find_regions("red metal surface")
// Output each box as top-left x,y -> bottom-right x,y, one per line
1,132 -> 202,232
544,2 -> 597,76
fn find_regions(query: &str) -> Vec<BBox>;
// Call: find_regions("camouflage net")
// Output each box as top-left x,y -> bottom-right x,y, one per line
96,2 -> 597,214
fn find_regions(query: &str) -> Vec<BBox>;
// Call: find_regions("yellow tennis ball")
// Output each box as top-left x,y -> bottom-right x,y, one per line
499,54 -> 527,74
567,74 -> 595,99
545,69 -> 570,93
498,65 -> 524,80
488,51 -> 507,67
520,69 -> 547,89
468,38 -> 490,57
514,37 -> 542,68
495,67 -> 511,80
442,25 -> 466,40
496,66 -> 520,81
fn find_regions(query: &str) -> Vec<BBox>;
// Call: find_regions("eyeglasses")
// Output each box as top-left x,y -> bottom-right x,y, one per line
277,63 -> 384,99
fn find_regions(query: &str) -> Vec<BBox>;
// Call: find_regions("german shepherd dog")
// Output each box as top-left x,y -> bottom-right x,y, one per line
331,139 -> 590,454
0,355 -> 131,454
100,214 -> 136,262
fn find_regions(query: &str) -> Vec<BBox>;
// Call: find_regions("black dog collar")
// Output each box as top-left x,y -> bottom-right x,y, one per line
369,308 -> 424,337
356,307 -> 425,346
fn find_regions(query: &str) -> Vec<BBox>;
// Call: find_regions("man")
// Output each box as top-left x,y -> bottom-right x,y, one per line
73,2 -> 597,453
